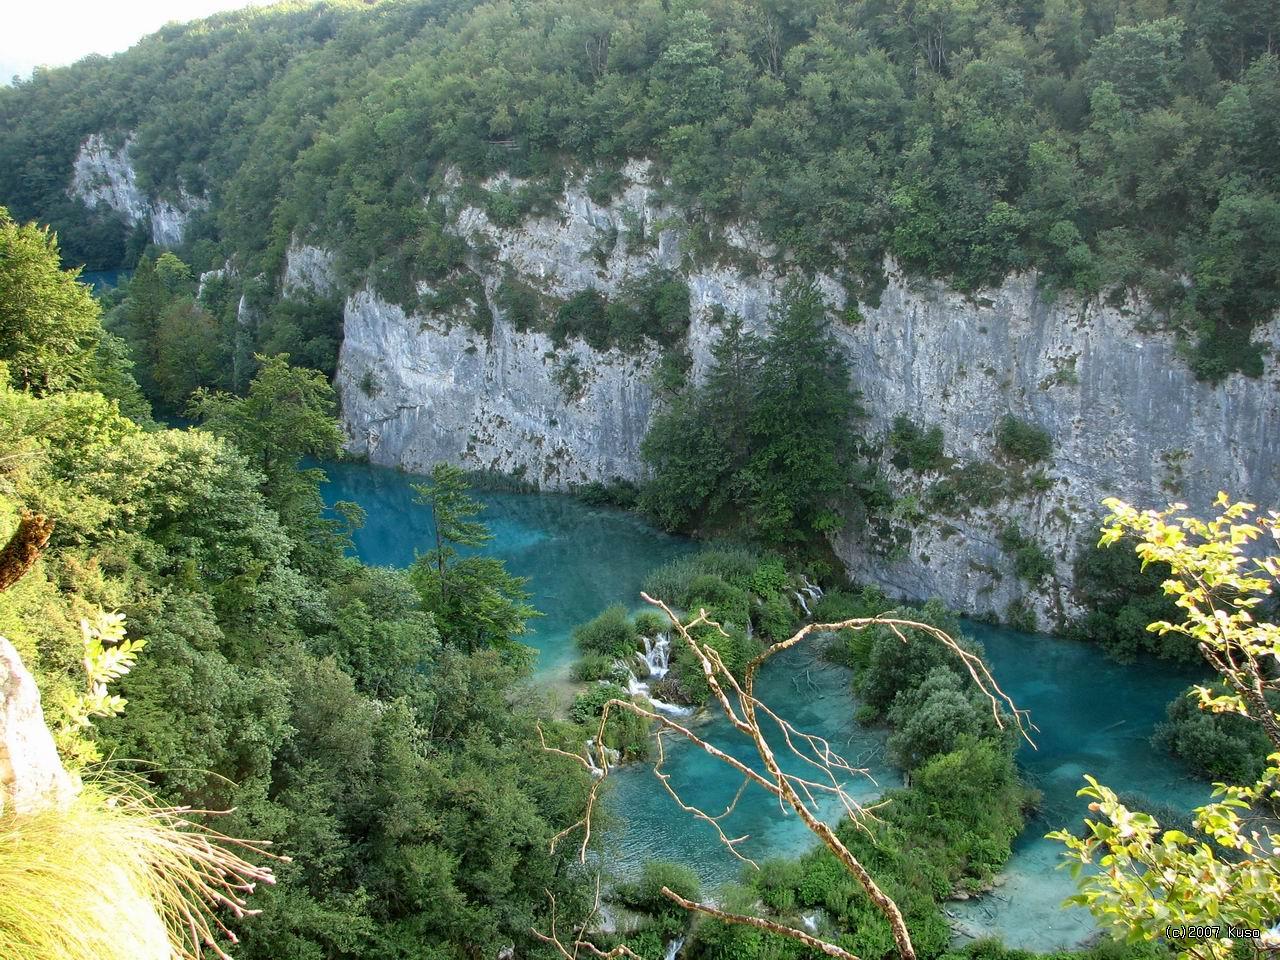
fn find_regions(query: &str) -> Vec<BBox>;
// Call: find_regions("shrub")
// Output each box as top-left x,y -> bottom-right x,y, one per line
684,573 -> 751,628
633,610 -> 667,638
641,547 -> 761,608
576,477 -> 640,508
1003,597 -> 1038,633
494,272 -> 544,332
888,416 -> 947,472
997,524 -> 1054,584
551,289 -> 610,348
569,681 -> 628,724
748,554 -> 790,596
1067,539 -> 1191,662
994,415 -> 1052,463
925,461 -> 1007,514
619,860 -> 702,936
574,651 -> 619,682
887,736 -> 1028,885
1153,683 -> 1274,782
854,599 -> 971,716
886,668 -> 1002,770
753,591 -> 794,642
572,605 -> 638,659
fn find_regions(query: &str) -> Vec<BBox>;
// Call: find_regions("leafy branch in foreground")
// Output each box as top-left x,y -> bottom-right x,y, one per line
0,521 -> 284,960
1051,495 -> 1280,960
537,595 -> 1031,960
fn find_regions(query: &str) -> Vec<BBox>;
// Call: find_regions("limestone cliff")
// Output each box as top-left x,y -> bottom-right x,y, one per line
311,161 -> 1279,626
69,134 -> 205,247
95,145 -> 1275,627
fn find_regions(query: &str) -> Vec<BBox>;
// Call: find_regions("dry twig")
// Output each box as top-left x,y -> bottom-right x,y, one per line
535,595 -> 1031,960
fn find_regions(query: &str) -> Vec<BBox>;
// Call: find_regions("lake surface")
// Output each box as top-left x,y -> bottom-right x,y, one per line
320,459 -> 1211,951
320,460 -> 694,677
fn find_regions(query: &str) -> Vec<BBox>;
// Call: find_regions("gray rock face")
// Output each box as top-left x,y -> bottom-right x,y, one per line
0,637 -> 76,817
69,133 -> 205,247
321,163 -> 1280,625
338,290 -> 657,486
833,271 -> 1280,625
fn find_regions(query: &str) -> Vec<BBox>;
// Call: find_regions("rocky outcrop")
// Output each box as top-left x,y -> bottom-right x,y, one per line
69,133 -> 205,247
338,289 -> 657,486
326,161 -> 1280,626
0,637 -> 76,817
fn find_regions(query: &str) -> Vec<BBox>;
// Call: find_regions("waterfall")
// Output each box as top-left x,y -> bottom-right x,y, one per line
583,737 -> 619,777
794,575 -> 823,617
640,632 -> 671,679
626,632 -> 693,717
664,936 -> 685,960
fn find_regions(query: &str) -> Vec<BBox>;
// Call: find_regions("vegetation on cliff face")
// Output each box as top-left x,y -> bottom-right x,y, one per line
4,0 -> 1280,377
0,207 -> 596,957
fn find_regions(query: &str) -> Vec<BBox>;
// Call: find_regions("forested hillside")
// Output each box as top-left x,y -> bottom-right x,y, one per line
3,0 -> 1280,378
0,207 -> 596,958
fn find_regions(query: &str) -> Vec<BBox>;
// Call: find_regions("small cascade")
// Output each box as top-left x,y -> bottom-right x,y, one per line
626,632 -> 693,717
639,632 -> 672,679
801,912 -> 819,932
663,936 -> 685,960
794,575 -> 823,618
583,737 -> 619,777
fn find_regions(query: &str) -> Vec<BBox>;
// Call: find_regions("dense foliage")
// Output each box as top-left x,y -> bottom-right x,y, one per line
1153,683 -> 1274,783
1067,538 -> 1191,662
5,0 -> 1280,376
0,223 -> 595,957
641,287 -> 864,544
1052,497 -> 1280,958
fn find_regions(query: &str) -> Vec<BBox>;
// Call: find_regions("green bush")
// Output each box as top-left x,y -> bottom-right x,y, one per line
854,600 -> 971,717
1153,684 -> 1274,783
886,668 -> 1003,770
572,605 -> 638,659
997,524 -> 1054,584
888,416 -> 947,472
576,477 -> 640,509
926,461 -> 1008,514
633,610 -> 668,638
569,682 -> 628,724
995,415 -> 1052,463
1067,539 -> 1192,663
753,591 -> 795,642
574,651 -> 620,682
617,861 -> 702,937
886,736 -> 1029,886
494,272 -> 545,332
642,547 -> 762,608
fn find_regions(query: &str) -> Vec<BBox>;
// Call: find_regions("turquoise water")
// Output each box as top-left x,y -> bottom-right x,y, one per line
320,461 -> 1212,950
319,460 -> 694,677
78,268 -> 131,292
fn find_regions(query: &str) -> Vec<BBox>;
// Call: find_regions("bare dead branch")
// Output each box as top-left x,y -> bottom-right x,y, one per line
660,886 -> 860,959
537,594 -> 1030,960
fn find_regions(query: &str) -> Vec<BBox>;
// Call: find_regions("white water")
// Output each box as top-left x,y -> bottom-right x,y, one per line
626,632 -> 694,717
793,576 -> 823,618
584,736 -> 620,778
663,935 -> 685,960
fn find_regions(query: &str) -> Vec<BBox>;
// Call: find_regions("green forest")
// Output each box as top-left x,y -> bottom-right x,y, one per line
2,1 -> 1280,959
2,0 -> 1280,378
